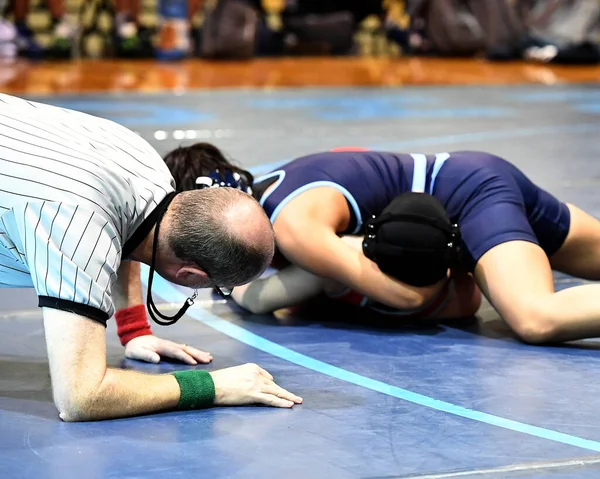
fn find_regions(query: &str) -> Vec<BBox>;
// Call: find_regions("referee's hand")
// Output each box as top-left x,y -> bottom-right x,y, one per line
125,335 -> 213,365
210,363 -> 303,408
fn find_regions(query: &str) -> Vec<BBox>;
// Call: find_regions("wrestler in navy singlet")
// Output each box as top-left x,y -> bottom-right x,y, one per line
253,150 -> 571,271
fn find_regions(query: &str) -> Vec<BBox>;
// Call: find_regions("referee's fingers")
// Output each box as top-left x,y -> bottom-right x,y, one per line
158,344 -> 198,365
129,348 -> 160,364
256,393 -> 295,408
262,383 -> 303,404
182,344 -> 213,364
256,366 -> 274,381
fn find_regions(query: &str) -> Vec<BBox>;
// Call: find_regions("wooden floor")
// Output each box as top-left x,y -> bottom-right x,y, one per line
1,57 -> 600,95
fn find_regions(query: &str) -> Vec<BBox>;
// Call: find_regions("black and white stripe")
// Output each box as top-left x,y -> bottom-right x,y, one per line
0,93 -> 175,324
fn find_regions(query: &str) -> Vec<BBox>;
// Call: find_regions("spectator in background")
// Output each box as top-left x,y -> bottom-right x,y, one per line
113,0 -> 203,58
5,0 -> 76,59
276,0 -> 413,56
113,0 -> 151,57
0,0 -> 17,61
196,0 -> 407,59
287,0 -> 381,55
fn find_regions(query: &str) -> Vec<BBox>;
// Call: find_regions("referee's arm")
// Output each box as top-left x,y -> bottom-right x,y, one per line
12,202 -> 179,420
43,307 -> 182,421
42,306 -> 302,421
13,202 -> 300,420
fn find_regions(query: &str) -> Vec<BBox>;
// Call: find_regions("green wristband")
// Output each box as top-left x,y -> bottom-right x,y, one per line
172,370 -> 216,410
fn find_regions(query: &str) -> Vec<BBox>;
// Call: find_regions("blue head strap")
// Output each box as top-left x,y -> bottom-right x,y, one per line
195,169 -> 253,195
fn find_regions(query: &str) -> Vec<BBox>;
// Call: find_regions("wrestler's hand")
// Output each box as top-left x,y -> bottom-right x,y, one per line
210,363 -> 303,408
125,335 -> 213,365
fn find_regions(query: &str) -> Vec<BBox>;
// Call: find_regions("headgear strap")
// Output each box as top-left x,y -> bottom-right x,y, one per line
195,169 -> 253,195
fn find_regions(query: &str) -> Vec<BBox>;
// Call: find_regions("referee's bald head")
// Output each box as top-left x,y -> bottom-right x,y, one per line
159,187 -> 275,289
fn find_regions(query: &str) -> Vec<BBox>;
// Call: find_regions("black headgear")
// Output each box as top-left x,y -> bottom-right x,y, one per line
362,192 -> 461,287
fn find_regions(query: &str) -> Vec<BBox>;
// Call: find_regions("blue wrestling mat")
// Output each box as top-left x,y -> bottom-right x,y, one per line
2,83 -> 600,478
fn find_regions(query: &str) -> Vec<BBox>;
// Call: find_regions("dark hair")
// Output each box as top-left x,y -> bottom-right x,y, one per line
164,143 -> 254,193
166,187 -> 274,287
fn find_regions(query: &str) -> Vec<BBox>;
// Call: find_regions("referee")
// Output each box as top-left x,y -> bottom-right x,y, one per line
0,93 -> 302,421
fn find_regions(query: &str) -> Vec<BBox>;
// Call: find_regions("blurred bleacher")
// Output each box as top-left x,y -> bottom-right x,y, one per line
6,0 -> 408,59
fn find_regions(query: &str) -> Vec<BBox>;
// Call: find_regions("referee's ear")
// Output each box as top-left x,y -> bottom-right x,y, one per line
174,265 -> 210,288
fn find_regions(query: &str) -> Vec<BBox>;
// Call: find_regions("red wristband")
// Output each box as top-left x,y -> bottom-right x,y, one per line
115,304 -> 152,346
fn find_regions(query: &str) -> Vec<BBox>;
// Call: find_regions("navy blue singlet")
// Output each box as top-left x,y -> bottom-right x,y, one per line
254,150 -> 570,270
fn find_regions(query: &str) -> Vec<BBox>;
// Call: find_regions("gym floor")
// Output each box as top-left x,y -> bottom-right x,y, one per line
2,58 -> 600,478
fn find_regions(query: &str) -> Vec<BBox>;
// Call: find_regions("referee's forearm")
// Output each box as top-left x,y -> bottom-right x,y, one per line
43,307 -> 186,422
113,261 -> 144,311
59,368 -> 182,422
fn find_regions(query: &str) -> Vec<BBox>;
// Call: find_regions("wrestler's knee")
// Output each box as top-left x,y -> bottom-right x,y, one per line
506,302 -> 561,344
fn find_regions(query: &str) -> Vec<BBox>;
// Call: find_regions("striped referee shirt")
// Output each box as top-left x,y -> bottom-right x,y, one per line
0,93 -> 175,324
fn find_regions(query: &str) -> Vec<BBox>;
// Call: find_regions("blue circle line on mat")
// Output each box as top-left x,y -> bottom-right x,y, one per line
141,264 -> 600,453
141,121 -> 600,452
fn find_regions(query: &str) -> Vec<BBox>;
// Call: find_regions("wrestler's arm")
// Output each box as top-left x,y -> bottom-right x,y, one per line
273,189 -> 446,311
336,235 -> 482,317
231,265 -> 328,314
231,236 -> 364,314
232,233 -> 481,317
